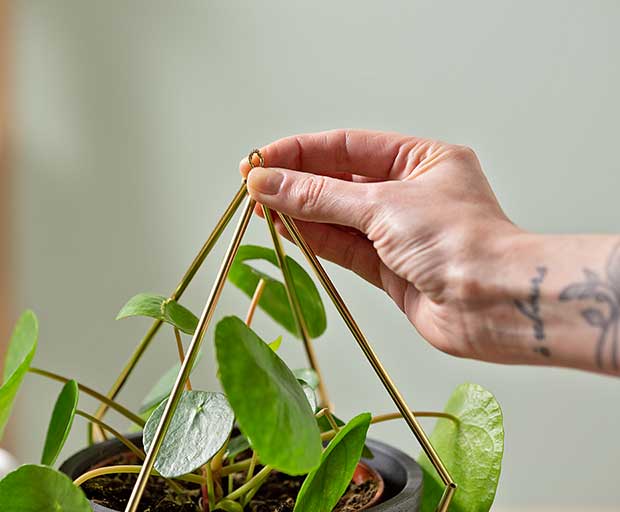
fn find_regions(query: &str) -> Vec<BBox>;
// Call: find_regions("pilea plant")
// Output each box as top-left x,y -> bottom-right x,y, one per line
0,170 -> 504,512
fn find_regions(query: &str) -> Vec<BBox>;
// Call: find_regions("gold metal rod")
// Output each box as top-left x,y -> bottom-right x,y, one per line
125,196 -> 256,512
277,213 -> 456,495
262,206 -> 331,409
437,482 -> 458,512
91,182 -> 248,440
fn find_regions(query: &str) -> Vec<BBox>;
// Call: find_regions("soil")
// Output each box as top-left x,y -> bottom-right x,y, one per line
81,452 -> 379,512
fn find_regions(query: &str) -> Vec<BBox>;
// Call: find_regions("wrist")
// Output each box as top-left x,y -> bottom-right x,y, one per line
470,230 -> 620,374
449,223 -> 536,364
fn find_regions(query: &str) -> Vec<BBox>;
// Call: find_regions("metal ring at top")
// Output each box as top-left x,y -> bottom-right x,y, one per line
248,149 -> 265,169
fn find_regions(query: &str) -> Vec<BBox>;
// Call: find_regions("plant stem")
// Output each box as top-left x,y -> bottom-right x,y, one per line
220,459 -> 252,477
220,465 -> 272,503
244,278 -> 266,326
28,367 -> 145,427
245,451 -> 258,482
371,411 -> 459,426
174,328 -> 192,391
262,206 -> 331,409
73,465 -> 205,488
227,474 -> 233,494
75,410 -> 145,460
205,463 -> 216,511
241,451 -> 260,506
324,409 -> 340,433
90,183 -> 248,442
317,411 -> 459,444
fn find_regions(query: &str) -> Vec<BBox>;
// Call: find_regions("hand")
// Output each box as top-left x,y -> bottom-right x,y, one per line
240,129 -> 521,363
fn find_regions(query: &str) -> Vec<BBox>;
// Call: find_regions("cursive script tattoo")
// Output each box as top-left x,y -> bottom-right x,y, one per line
559,243 -> 620,370
515,266 -> 549,356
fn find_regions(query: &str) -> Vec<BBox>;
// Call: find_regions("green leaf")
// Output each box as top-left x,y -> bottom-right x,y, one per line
294,413 -> 371,512
417,383 -> 504,512
228,245 -> 326,338
41,380 -> 79,466
317,413 -> 374,460
117,293 -> 198,335
268,335 -> 283,352
301,382 -> 317,412
225,434 -> 250,460
139,351 -> 203,414
293,368 -> 319,389
143,390 -> 234,478
215,316 -> 322,475
0,464 -> 91,511
0,311 -> 38,440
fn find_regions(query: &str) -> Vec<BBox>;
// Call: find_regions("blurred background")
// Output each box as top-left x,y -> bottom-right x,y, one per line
1,1 -> 619,510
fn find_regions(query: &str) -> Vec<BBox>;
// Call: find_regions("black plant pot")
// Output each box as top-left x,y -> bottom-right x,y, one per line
60,434 -> 423,512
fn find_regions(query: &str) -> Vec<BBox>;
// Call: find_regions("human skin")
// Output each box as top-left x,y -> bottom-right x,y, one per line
240,130 -> 620,377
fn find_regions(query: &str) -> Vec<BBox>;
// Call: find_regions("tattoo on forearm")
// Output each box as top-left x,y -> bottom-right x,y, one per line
559,242 -> 620,370
514,266 -> 549,357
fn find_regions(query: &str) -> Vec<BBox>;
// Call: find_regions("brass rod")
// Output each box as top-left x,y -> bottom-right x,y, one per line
125,196 -> 256,512
91,182 -> 248,440
262,206 -> 331,409
437,483 -> 458,512
277,212 -> 456,496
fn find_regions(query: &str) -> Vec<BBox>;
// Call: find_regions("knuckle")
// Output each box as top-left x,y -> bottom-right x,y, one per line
450,144 -> 478,164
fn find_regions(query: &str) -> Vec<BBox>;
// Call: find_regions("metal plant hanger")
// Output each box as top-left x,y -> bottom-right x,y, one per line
124,150 -> 457,512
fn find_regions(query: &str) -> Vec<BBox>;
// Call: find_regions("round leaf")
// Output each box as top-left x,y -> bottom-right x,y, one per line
143,390 -> 234,478
0,464 -> 91,511
41,380 -> 79,466
0,311 -> 38,440
293,368 -> 319,390
417,383 -> 504,512
116,293 -> 198,334
294,413 -> 371,512
228,245 -> 327,338
215,316 -> 322,475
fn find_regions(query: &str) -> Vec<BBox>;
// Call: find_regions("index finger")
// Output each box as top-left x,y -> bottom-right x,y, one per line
239,129 -> 429,181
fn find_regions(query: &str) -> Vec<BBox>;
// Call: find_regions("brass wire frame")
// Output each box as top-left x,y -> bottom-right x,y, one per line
124,150 -> 456,512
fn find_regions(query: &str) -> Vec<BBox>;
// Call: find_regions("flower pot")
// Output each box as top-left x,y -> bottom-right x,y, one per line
60,434 -> 422,511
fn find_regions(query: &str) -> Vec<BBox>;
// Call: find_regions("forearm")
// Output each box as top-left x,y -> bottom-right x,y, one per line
477,233 -> 620,375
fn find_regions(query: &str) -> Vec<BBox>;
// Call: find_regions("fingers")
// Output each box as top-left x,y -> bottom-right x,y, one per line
262,212 -> 383,288
246,167 -> 380,232
240,129 -> 431,181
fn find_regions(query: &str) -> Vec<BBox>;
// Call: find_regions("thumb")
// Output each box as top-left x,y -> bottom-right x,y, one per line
247,167 -> 378,231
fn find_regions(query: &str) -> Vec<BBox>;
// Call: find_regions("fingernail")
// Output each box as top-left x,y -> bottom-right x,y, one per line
248,168 -> 284,195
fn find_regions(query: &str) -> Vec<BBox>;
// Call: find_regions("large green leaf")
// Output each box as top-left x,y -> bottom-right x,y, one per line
0,464 -> 91,511
143,390 -> 234,478
418,383 -> 504,512
41,380 -> 79,466
215,316 -> 322,475
228,245 -> 326,338
116,293 -> 198,334
139,351 -> 203,414
294,413 -> 371,512
0,311 -> 38,440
